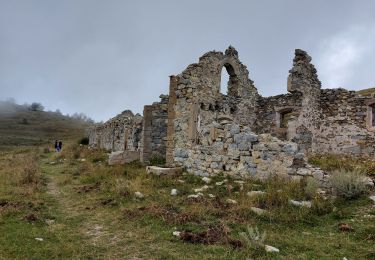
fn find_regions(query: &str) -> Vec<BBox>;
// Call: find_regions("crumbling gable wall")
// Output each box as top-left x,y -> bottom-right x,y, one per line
166,46 -> 259,164
140,95 -> 169,162
255,49 -> 375,157
88,110 -> 143,152
166,47 -> 328,185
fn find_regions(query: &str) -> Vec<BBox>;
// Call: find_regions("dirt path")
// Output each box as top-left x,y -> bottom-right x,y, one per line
40,158 -> 121,251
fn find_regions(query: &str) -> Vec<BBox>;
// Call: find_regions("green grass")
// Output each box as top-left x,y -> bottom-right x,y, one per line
309,153 -> 375,176
0,146 -> 374,259
0,101 -> 90,150
356,87 -> 375,97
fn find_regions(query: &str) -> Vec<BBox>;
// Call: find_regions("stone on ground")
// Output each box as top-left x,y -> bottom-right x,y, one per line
146,166 -> 183,176
289,200 -> 312,208
265,245 -> 280,253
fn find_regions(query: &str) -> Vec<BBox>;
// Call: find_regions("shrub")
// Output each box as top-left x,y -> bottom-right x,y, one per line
304,177 -> 320,200
239,225 -> 267,249
330,169 -> 368,199
148,156 -> 166,166
79,137 -> 89,145
29,102 -> 44,111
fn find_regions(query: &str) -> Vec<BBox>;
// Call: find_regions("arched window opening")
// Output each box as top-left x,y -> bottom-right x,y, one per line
220,67 -> 230,95
220,63 -> 237,96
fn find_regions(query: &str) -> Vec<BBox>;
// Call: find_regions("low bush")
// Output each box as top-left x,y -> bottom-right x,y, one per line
304,177 -> 320,200
79,137 -> 89,145
330,169 -> 368,200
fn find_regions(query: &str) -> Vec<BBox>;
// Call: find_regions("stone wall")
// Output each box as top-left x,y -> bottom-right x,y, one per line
174,121 -> 329,187
313,89 -> 375,156
167,46 -> 329,185
88,110 -> 143,152
140,95 -> 169,162
164,46 -> 375,189
89,46 -> 375,176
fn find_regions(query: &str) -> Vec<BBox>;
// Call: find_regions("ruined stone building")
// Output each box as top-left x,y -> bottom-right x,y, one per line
89,46 -> 375,183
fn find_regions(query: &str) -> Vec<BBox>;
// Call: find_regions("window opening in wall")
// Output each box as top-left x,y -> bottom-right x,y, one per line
220,67 -> 230,95
279,109 -> 293,128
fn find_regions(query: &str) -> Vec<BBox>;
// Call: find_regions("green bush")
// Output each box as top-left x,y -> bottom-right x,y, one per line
304,177 -> 320,200
331,170 -> 368,200
79,137 -> 89,145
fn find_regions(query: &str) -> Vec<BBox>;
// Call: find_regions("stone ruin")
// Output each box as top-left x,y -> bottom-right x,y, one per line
89,46 -> 375,186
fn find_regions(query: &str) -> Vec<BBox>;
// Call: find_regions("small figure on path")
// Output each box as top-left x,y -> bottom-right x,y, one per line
54,140 -> 58,152
58,140 -> 63,152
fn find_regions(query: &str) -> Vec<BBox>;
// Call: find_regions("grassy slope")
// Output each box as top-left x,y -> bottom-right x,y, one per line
356,87 -> 375,97
0,146 -> 374,259
0,101 -> 89,150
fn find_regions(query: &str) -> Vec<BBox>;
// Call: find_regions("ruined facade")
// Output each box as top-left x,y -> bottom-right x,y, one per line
89,47 -> 375,183
88,110 -> 143,152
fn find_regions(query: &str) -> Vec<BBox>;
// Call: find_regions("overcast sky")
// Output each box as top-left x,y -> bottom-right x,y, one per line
1,1 -> 375,121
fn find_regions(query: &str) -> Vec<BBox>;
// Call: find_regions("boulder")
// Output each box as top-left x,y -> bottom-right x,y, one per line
146,166 -> 183,176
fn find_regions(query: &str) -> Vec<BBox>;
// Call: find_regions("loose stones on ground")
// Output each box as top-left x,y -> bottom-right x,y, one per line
289,200 -> 312,208
134,191 -> 144,199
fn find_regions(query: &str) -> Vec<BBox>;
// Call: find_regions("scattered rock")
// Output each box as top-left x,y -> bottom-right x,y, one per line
265,245 -> 280,253
226,199 -> 237,204
208,194 -> 216,198
45,219 -> 55,225
289,200 -> 312,208
35,238 -> 44,241
80,158 -> 86,162
171,189 -> 178,196
362,177 -> 374,187
187,193 -> 204,199
134,191 -> 144,199
202,177 -> 211,184
215,180 -> 228,186
146,166 -> 183,176
172,231 -> 181,237
247,191 -> 265,197
250,207 -> 267,216
194,185 -> 210,193
177,179 -> 185,183
369,195 -> 375,203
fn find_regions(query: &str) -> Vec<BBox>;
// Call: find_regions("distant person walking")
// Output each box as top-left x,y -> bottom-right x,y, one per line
58,140 -> 63,152
54,140 -> 59,152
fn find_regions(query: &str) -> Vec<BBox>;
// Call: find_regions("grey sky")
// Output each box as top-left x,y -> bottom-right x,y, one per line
1,0 -> 375,121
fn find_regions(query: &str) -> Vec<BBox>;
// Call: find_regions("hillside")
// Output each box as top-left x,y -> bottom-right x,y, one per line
0,101 -> 91,150
356,87 -> 375,96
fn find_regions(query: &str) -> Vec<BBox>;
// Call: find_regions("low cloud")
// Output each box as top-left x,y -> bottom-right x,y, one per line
317,25 -> 375,89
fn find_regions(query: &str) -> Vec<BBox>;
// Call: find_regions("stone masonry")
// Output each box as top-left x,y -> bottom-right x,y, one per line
89,46 -> 375,185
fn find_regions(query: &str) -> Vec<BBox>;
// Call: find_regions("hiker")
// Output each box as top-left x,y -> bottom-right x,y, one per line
58,140 -> 62,152
54,140 -> 58,152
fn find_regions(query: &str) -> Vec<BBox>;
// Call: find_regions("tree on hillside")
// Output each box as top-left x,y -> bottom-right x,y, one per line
29,102 -> 44,111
